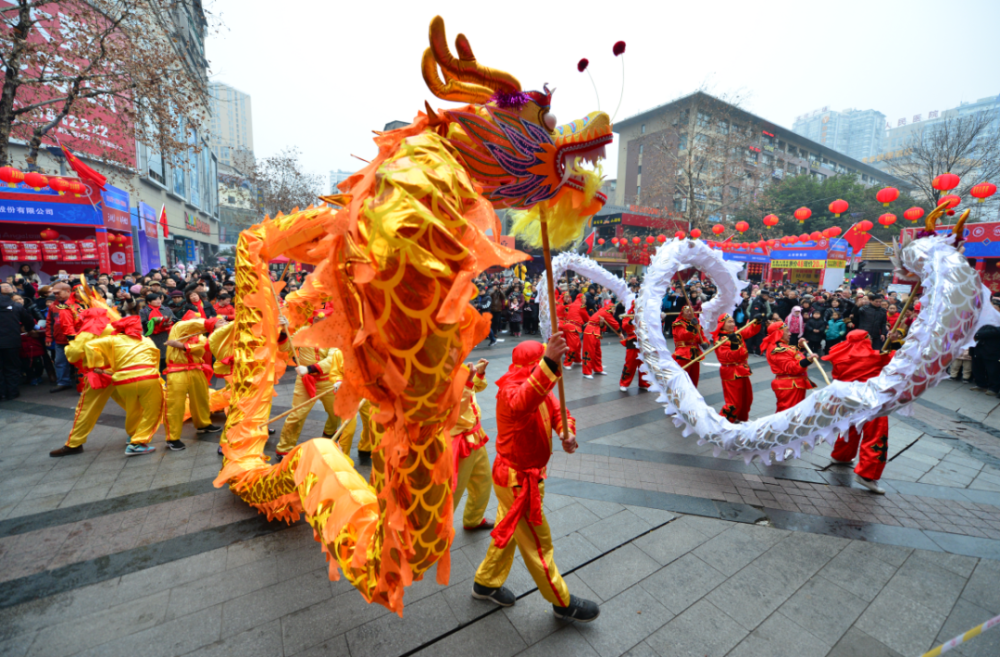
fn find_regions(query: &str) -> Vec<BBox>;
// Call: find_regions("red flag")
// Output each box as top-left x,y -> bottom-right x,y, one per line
578,230 -> 597,255
843,223 -> 871,255
59,143 -> 107,191
159,204 -> 169,238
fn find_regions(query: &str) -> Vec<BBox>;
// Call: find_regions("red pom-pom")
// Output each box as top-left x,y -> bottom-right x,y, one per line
947,209 -> 956,216
613,41 -> 626,56
577,58 -> 589,73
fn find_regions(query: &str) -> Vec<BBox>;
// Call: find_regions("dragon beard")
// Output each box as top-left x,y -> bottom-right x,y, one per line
509,161 -> 605,249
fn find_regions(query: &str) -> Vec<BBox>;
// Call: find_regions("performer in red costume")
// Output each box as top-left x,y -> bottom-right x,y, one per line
824,329 -> 896,494
472,335 -> 599,622
581,300 -> 619,378
619,301 -> 650,392
560,292 -> 589,369
714,315 -> 761,423
671,305 -> 708,386
761,321 -> 819,412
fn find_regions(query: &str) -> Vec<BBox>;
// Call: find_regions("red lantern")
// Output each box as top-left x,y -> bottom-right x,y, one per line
23,172 -> 48,191
66,180 -> 84,197
970,182 -> 997,203
828,199 -> 849,217
0,166 -> 24,188
763,214 -> 779,228
799,233 -> 810,242
40,228 -> 59,240
793,207 -> 811,223
878,213 -> 897,227
939,194 -> 961,209
690,228 -> 702,239
827,226 -> 842,238
712,224 -> 725,235
646,235 -> 655,244
735,221 -> 749,233
632,236 -> 640,245
810,231 -> 823,241
611,237 -> 619,245
673,231 -> 684,240
858,220 -> 874,232
875,187 -> 899,207
932,173 -> 960,193
903,207 -> 925,222
48,177 -> 70,196
597,238 -> 605,245
766,239 -> 776,248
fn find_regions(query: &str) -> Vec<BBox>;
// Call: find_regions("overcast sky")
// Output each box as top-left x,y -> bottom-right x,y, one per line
205,0 -> 1000,189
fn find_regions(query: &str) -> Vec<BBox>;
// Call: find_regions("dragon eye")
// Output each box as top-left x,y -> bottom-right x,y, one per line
543,112 -> 557,131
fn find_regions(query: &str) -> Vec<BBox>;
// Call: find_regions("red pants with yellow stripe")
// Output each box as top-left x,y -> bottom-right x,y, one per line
830,416 -> 890,481
474,467 -> 570,606
66,384 -> 126,449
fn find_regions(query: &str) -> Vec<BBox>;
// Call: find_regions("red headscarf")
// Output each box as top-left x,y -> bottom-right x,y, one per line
711,314 -> 732,343
112,316 -> 143,339
759,320 -> 786,355
495,341 -> 547,391
823,329 -> 877,362
76,308 -> 110,336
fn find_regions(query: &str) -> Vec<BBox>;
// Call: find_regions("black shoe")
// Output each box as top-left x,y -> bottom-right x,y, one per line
197,424 -> 223,434
553,595 -> 600,622
268,428 -> 275,435
357,450 -> 372,466
167,440 -> 186,451
49,385 -> 72,393
50,445 -> 83,457
472,582 -> 516,607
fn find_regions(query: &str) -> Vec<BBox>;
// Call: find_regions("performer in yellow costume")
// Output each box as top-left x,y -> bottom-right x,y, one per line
49,308 -> 126,457
337,399 -> 377,465
80,316 -> 165,456
452,359 -> 493,530
163,312 -> 227,450
276,327 -> 348,461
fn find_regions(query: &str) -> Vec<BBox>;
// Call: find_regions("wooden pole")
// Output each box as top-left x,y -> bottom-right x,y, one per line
881,290 -> 917,354
539,211 -> 572,445
800,342 -> 832,385
682,320 -> 758,370
263,393 -> 324,428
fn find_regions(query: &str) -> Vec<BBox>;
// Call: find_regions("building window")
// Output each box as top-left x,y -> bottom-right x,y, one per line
637,165 -> 642,175
639,144 -> 644,155
729,186 -> 740,200
677,134 -> 687,151
673,196 -> 687,212
697,111 -> 711,128
640,124 -> 646,134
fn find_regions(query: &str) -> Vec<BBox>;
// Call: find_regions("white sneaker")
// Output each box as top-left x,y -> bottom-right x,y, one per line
583,374 -> 594,379
564,364 -> 573,370
854,474 -> 885,495
595,371 -> 608,376
495,338 -> 504,343
620,386 -> 629,392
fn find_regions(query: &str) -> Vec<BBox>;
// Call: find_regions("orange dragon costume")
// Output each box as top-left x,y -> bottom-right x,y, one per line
213,15 -> 611,615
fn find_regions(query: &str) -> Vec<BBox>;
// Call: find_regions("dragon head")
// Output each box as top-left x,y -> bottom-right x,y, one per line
421,16 -> 612,215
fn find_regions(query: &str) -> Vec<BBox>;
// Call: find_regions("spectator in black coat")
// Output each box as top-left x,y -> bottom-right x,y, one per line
0,283 -> 35,401
854,296 -> 888,350
804,310 -> 827,356
971,323 -> 1000,395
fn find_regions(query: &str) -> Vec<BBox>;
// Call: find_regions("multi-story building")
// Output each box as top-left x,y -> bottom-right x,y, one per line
792,107 -> 886,162
217,163 -> 258,247
208,82 -> 254,169
329,169 -> 353,194
613,91 -> 903,220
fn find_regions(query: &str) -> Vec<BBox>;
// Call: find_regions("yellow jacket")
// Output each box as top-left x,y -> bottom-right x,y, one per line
165,318 -> 216,368
294,328 -> 343,382
83,335 -> 161,384
65,324 -> 115,365
451,371 -> 487,435
209,321 -> 236,376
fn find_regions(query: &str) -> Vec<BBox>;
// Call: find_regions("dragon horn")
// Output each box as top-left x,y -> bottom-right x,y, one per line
422,48 -> 494,104
425,16 -> 521,98
924,199 -> 951,232
953,208 -> 970,237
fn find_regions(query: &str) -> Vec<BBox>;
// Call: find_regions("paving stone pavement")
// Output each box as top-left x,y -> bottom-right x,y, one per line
0,334 -> 998,656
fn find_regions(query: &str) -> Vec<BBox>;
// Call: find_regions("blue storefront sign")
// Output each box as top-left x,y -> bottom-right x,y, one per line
185,238 -> 197,263
138,202 -> 161,271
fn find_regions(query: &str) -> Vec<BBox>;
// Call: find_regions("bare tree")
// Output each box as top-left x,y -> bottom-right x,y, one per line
0,0 -> 213,170
885,108 -> 1000,217
640,89 -> 761,232
233,147 -> 323,219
